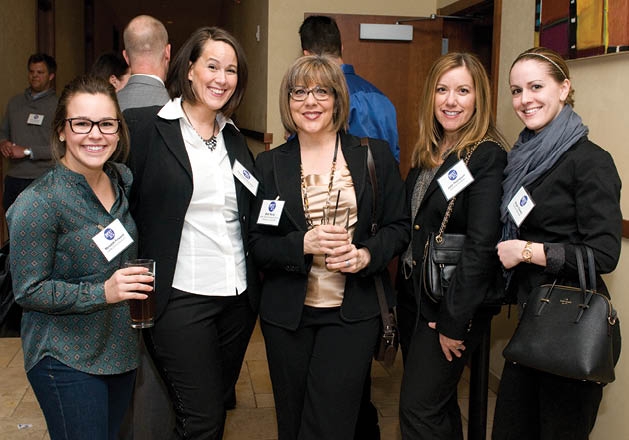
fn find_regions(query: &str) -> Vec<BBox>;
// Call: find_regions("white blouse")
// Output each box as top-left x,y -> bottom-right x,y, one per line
158,98 -> 246,296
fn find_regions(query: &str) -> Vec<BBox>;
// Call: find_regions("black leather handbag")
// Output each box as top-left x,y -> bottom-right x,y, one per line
422,140 -> 479,304
503,246 -> 620,383
362,138 -> 399,367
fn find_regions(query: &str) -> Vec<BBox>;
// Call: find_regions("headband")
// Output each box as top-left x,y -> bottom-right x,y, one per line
518,52 -> 568,80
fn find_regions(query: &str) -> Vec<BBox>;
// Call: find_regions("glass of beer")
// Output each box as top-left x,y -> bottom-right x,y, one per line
124,259 -> 155,329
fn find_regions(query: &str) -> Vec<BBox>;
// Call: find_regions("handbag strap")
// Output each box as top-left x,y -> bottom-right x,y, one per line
574,246 -> 597,321
435,138 -> 493,243
361,137 -> 378,237
360,138 -> 394,329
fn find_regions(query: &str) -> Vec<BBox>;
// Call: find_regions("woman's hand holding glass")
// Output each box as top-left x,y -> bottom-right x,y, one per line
104,266 -> 154,304
326,243 -> 371,274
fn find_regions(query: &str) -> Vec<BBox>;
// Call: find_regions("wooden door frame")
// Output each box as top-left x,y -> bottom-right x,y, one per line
439,0 -> 502,116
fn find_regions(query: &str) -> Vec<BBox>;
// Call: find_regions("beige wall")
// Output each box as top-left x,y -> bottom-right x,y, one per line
0,1 -> 37,124
266,0 -> 437,147
496,1 -> 629,438
55,0 -> 86,91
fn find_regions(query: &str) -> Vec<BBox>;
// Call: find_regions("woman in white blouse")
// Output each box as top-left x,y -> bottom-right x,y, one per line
125,27 -> 259,439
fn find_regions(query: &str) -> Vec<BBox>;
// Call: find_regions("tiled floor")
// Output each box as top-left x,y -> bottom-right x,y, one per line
0,322 -> 495,439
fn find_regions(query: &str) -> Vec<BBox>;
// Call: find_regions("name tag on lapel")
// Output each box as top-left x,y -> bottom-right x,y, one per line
232,159 -> 259,195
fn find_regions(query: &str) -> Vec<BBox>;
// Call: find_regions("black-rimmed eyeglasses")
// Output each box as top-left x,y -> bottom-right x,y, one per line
290,86 -> 332,101
65,118 -> 121,134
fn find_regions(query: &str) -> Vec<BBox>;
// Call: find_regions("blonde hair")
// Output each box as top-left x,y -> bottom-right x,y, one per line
412,52 -> 506,169
279,55 -> 349,136
511,47 -> 575,106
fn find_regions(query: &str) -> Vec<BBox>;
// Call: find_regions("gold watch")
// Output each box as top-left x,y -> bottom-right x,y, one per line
522,241 -> 533,263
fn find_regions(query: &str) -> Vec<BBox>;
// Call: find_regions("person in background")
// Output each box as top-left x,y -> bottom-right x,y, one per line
299,15 -> 402,438
125,27 -> 259,439
90,52 -> 130,92
115,14 -> 174,440
117,15 -> 171,111
398,52 -> 507,439
7,75 -> 151,440
493,47 -> 622,440
250,55 -> 408,440
299,15 -> 400,163
0,53 -> 58,211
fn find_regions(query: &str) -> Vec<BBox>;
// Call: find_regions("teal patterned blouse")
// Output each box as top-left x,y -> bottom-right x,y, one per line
7,162 -> 140,374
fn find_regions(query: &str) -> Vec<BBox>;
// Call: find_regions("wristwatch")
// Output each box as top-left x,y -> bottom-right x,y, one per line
23,148 -> 32,157
522,241 -> 533,263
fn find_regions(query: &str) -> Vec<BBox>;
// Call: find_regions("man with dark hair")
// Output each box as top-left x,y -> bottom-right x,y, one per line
0,53 -> 57,211
299,15 -> 400,162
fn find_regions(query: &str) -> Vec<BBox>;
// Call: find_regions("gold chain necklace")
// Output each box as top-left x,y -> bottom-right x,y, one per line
300,133 -> 340,228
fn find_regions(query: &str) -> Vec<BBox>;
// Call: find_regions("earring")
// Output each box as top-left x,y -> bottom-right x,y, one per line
59,135 -> 65,142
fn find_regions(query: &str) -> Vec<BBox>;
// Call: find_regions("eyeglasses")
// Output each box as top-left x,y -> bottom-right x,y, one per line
290,86 -> 333,101
65,118 -> 121,135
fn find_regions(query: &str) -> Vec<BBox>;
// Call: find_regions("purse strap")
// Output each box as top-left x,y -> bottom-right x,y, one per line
435,138 -> 493,243
574,246 -> 599,322
360,138 -> 395,331
361,137 -> 378,237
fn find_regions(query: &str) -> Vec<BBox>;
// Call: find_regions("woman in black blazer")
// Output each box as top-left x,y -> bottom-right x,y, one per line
493,47 -> 621,440
249,55 -> 408,440
126,27 -> 259,439
398,53 -> 507,439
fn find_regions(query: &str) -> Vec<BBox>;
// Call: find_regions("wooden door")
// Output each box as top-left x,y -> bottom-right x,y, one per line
311,10 -> 495,178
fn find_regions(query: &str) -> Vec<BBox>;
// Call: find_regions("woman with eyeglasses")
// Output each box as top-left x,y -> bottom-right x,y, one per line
249,55 -> 409,439
7,75 -> 151,440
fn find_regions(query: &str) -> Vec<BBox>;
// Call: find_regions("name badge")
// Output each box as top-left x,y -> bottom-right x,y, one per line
507,186 -> 535,227
437,160 -> 475,200
232,160 -> 259,196
27,113 -> 44,125
92,219 -> 134,261
257,199 -> 285,226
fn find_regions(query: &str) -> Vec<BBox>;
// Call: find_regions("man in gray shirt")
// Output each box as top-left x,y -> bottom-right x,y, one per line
0,53 -> 57,211
117,15 -> 171,111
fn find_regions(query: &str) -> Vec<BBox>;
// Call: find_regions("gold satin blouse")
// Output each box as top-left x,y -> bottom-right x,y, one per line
302,163 -> 358,308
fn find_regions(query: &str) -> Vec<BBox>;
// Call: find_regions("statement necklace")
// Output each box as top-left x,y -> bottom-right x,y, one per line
182,106 -> 219,151
300,133 -> 340,228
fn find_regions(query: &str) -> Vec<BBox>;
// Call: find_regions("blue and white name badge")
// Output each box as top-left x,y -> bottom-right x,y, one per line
437,160 -> 475,200
232,159 -> 259,196
92,219 -> 134,261
257,199 -> 285,226
26,113 -> 44,126
507,186 -> 535,227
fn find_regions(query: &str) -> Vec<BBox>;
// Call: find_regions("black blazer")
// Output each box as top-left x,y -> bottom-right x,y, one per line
510,136 -> 622,303
403,140 -> 507,339
124,106 -> 260,319
249,133 -> 409,331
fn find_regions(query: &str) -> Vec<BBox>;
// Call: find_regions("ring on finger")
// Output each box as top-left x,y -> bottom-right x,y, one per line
345,259 -> 350,267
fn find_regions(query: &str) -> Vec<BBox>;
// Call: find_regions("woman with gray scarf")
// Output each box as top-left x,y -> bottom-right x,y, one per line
493,47 -> 622,439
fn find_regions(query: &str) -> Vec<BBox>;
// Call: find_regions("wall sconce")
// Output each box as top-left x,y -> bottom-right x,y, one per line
359,24 -> 413,41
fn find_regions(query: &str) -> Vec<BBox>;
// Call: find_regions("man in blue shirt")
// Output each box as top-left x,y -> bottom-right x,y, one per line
299,15 -> 400,162
299,15 -> 399,440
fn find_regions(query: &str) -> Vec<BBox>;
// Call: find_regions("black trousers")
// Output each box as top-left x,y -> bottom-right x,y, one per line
492,361 -> 603,440
399,315 -> 491,440
3,175 -> 33,212
262,306 -> 380,440
145,288 -> 256,440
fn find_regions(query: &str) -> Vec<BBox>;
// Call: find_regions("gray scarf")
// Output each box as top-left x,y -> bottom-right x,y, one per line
500,105 -> 588,241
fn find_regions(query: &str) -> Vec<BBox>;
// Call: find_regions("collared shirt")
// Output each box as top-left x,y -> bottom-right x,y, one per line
342,64 -> 400,162
128,73 -> 165,85
158,98 -> 246,296
7,162 -> 139,374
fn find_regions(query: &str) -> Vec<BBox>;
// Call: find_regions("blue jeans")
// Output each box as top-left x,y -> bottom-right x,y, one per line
27,356 -> 136,440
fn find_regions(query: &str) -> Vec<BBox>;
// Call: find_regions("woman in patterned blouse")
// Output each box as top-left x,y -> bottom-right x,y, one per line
7,75 -> 152,440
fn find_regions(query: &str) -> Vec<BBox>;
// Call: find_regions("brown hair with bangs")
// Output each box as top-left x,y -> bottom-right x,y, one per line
412,52 -> 507,169
279,55 -> 349,136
